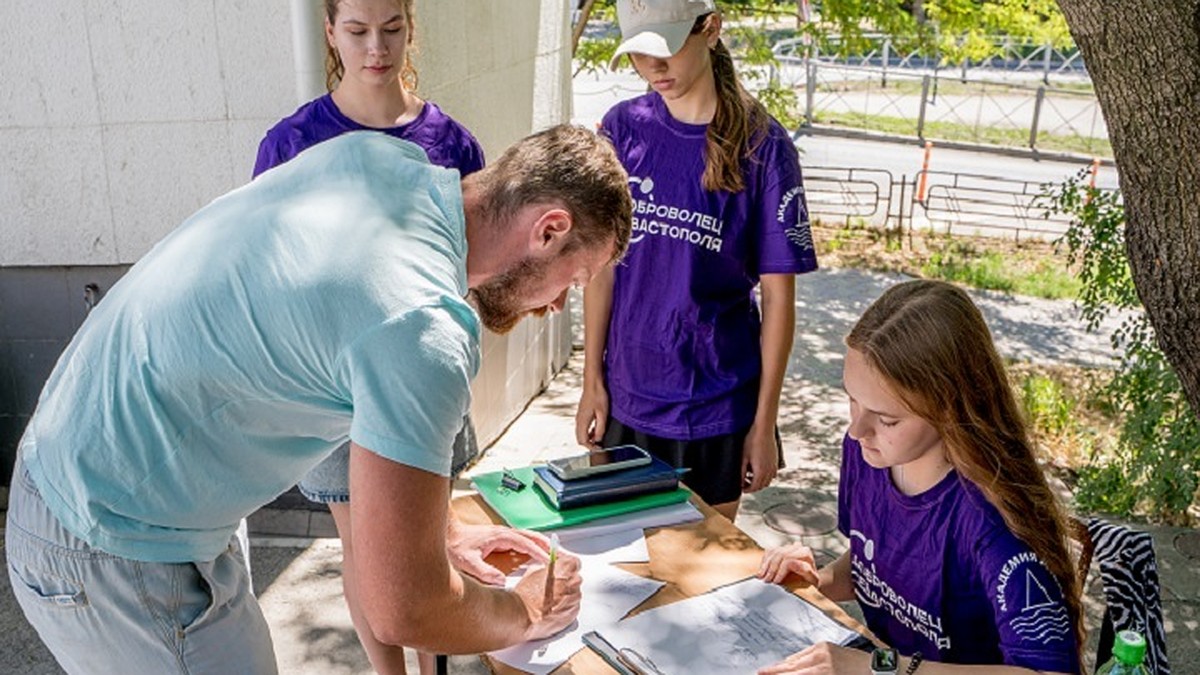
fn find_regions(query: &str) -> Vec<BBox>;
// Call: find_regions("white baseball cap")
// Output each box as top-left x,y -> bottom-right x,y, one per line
610,0 -> 717,68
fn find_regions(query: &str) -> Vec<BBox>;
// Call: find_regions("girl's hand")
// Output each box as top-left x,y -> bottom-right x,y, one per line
756,642 -> 869,674
574,379 -> 610,448
758,542 -> 820,587
741,422 -> 779,492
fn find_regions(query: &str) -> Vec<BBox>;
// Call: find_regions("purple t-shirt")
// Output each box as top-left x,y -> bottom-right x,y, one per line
837,434 -> 1079,672
600,94 -> 817,440
253,94 -> 484,178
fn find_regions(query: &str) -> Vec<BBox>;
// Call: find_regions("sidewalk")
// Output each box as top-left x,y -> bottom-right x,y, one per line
255,267 -> 1200,673
196,269 -> 1200,673
2,269 -> 1197,674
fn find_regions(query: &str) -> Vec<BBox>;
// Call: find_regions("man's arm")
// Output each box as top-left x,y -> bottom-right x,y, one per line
349,442 -> 581,653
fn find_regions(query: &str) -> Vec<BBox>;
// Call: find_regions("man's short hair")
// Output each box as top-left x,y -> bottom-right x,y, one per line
471,125 -> 632,261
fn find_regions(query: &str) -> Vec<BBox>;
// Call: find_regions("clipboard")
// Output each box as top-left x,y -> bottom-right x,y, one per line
584,578 -> 863,675
582,631 -> 665,675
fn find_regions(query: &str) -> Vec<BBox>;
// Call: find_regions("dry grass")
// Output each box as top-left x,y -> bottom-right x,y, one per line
828,223 -> 1080,297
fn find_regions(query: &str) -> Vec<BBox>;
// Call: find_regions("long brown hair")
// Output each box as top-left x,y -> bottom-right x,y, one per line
847,279 -> 1086,669
324,0 -> 419,92
694,13 -> 769,193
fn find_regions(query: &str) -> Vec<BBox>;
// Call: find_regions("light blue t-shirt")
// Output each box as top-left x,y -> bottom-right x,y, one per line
20,132 -> 480,563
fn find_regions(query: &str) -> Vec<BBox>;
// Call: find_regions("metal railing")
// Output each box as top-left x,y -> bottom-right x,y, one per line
916,170 -> 1076,240
802,164 -> 1111,242
782,61 -> 1109,159
773,33 -> 1087,85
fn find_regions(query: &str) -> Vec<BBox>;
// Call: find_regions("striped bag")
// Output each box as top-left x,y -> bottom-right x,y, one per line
1084,518 -> 1171,674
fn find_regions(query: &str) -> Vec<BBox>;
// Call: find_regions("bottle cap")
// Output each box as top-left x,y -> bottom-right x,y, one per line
1113,630 -> 1147,665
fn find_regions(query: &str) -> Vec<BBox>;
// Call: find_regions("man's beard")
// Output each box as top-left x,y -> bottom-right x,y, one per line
468,257 -> 551,335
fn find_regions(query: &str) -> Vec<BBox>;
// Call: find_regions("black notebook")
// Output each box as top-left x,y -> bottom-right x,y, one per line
532,455 -> 679,510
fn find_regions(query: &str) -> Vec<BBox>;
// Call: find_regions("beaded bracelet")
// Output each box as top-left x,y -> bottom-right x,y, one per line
904,652 -> 924,675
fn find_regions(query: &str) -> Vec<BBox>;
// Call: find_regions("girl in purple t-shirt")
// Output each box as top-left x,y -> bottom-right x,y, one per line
251,2 -> 502,674
757,280 -> 1084,674
576,0 -> 818,520
253,1 -> 483,180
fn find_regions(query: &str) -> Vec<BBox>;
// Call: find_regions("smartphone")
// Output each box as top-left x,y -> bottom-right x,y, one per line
547,445 -> 651,480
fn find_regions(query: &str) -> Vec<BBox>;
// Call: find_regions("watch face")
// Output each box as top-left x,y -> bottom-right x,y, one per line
871,648 -> 899,673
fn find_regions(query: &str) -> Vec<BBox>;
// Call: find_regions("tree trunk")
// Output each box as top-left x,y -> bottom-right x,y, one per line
1056,0 -> 1200,416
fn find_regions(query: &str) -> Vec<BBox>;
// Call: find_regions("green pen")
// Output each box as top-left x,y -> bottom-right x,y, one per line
543,533 -> 559,607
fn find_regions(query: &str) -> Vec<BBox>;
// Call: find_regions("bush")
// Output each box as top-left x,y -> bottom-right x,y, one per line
1042,170 -> 1200,524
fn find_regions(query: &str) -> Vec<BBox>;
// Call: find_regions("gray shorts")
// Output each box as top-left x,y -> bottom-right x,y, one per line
298,414 -> 480,504
5,455 -> 277,674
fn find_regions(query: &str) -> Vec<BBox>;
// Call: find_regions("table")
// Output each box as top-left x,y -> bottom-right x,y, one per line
451,493 -> 874,674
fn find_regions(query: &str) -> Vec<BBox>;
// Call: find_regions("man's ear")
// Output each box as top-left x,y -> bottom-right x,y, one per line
529,207 -> 573,254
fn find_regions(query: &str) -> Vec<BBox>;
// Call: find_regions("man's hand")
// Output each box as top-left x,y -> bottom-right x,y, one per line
741,421 -> 779,493
575,379 -> 610,448
446,521 -> 550,586
756,642 -> 869,674
513,553 -> 583,642
758,542 -> 821,587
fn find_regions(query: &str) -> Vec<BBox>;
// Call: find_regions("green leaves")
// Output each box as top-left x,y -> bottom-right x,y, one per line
1043,171 -> 1199,524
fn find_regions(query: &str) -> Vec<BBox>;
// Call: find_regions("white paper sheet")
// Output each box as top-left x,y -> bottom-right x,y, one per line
590,577 -> 861,675
561,528 -> 649,563
552,501 -> 702,543
491,533 -> 665,674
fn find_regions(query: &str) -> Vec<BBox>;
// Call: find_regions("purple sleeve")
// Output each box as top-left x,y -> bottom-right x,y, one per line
252,130 -> 293,178
598,107 -> 623,152
754,131 -> 817,275
460,136 -> 485,176
978,528 -> 1079,673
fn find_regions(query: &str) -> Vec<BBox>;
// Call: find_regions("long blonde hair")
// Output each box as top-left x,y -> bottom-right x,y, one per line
324,0 -> 419,92
693,13 -> 769,193
847,279 -> 1086,668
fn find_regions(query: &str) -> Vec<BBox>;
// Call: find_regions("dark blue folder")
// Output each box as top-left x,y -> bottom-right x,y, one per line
532,455 -> 680,510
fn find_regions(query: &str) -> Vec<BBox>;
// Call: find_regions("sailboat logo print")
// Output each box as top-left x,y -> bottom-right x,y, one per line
1009,568 -> 1070,644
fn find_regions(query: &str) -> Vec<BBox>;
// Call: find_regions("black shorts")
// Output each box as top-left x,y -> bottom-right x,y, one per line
601,417 -> 783,507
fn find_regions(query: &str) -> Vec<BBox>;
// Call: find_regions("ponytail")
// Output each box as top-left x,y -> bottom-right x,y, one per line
701,15 -> 769,193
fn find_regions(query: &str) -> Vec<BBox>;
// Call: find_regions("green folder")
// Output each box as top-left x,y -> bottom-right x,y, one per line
471,466 -> 692,531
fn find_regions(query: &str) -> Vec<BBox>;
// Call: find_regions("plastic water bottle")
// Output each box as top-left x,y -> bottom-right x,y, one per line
1096,630 -> 1150,675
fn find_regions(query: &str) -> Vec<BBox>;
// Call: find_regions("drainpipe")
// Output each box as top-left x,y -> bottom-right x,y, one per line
290,0 -> 327,104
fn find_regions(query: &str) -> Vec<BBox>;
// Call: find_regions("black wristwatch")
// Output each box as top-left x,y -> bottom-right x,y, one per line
870,647 -> 899,675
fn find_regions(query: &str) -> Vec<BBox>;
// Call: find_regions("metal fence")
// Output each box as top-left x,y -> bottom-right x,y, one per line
803,164 -> 1101,242
780,61 -> 1109,159
773,33 -> 1087,85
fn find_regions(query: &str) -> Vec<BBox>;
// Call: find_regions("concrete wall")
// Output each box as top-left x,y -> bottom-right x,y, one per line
0,0 -> 575,487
